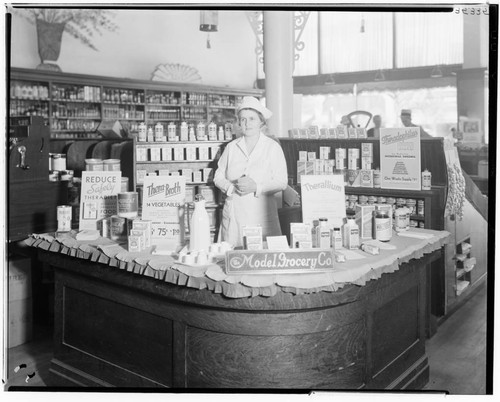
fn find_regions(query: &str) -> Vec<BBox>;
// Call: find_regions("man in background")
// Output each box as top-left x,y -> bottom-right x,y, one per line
367,114 -> 382,138
400,109 -> 432,138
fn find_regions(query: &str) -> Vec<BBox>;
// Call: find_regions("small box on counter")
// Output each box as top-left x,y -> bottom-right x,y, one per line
150,147 -> 161,161
185,186 -> 195,203
361,143 -> 373,157
136,147 -> 148,162
131,219 -> 152,247
128,235 -> 144,252
356,128 -> 367,139
158,169 -> 169,176
289,128 -> 301,138
198,145 -> 210,160
298,151 -> 308,161
319,146 -> 331,160
305,161 -> 315,175
348,127 -> 357,139
181,169 -> 193,182
136,169 -> 147,185
355,204 -> 375,239
308,126 -> 320,139
329,127 -> 337,138
242,226 -> 263,250
361,156 -> 372,170
290,222 -> 312,249
185,145 -> 197,161
161,147 -> 172,161
307,152 -> 316,161
359,169 -> 374,187
319,128 -> 329,139
192,170 -> 203,183
336,125 -> 348,139
173,146 -> 184,161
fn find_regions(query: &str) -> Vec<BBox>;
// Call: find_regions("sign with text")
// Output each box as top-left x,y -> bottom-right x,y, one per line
79,171 -> 122,230
379,127 -> 421,190
301,175 -> 346,227
225,249 -> 335,275
141,175 -> 186,250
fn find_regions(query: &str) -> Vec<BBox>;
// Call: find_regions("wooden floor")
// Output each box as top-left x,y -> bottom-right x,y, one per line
4,283 -> 489,393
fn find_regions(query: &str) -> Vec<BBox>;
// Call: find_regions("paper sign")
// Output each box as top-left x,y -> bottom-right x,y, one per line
79,171 -> 122,230
301,175 -> 346,227
379,127 -> 421,190
141,176 -> 186,251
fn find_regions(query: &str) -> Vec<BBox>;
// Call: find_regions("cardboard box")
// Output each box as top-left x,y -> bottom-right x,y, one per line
9,257 -> 32,302
8,298 -> 33,348
355,204 -> 375,239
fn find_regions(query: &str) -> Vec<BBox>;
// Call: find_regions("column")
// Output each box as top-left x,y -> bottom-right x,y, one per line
263,11 -> 294,138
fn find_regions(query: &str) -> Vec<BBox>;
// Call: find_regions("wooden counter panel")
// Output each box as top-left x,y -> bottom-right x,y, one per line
185,320 -> 365,389
62,286 -> 173,387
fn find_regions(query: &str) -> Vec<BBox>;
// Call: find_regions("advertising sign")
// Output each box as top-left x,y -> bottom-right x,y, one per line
141,175 -> 186,250
225,249 -> 335,275
79,171 -> 122,230
301,175 -> 346,227
379,127 -> 421,190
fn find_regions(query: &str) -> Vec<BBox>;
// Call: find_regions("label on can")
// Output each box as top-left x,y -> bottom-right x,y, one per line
85,159 -> 103,171
117,192 -> 138,218
375,213 -> 392,241
417,200 -> 425,216
103,159 -> 121,171
394,208 -> 410,232
50,153 -> 67,171
57,205 -> 72,232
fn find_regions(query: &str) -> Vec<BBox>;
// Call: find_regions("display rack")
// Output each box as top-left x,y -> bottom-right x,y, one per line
9,67 -> 262,142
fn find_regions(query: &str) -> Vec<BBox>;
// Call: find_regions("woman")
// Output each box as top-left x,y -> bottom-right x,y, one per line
214,96 -> 288,247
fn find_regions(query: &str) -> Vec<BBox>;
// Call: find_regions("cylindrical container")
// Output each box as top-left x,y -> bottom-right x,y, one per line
374,210 -> 392,242
138,122 -> 147,141
417,200 -> 425,216
348,195 -> 358,210
208,121 -> 217,141
50,153 -> 66,171
167,122 -> 177,141
422,169 -> 432,190
373,169 -> 381,188
196,122 -> 206,140
343,217 -> 360,249
49,170 -> 60,182
60,170 -> 74,181
121,177 -> 129,192
103,159 -> 121,171
98,217 -> 111,238
117,192 -> 139,218
189,195 -> 211,252
396,198 -> 406,208
377,196 -> 387,204
367,196 -> 377,205
110,215 -> 128,241
410,220 -> 419,228
406,199 -> 416,215
57,205 -> 72,232
419,221 -> 425,229
85,158 -> 103,171
358,195 -> 368,205
394,207 -> 410,232
154,122 -> 164,141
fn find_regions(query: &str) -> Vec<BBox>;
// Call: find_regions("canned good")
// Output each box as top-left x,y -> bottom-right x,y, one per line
57,205 -> 72,232
406,199 -> 416,215
419,221 -> 425,228
85,158 -> 103,171
110,215 -> 128,241
410,220 -> 419,228
374,210 -> 392,242
417,200 -> 425,216
117,192 -> 139,218
396,198 -> 406,208
367,196 -> 377,205
373,169 -> 381,188
394,207 -> 410,232
103,159 -> 121,171
377,196 -> 387,204
49,170 -> 60,182
348,195 -> 358,209
358,195 -> 369,205
50,153 -> 66,171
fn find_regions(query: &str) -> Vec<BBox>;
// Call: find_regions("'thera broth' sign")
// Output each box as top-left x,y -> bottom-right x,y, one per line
379,127 -> 421,190
141,176 -> 186,250
79,171 -> 122,230
225,249 -> 335,275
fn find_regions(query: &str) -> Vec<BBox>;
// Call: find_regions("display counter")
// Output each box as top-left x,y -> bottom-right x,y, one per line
26,229 -> 448,389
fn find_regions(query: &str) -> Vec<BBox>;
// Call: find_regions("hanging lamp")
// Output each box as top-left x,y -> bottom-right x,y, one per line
200,10 -> 218,49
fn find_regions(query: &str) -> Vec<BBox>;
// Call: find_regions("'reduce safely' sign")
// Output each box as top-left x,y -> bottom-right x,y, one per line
224,249 -> 335,275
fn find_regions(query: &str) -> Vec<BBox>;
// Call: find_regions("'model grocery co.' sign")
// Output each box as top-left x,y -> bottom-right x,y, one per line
224,249 -> 335,275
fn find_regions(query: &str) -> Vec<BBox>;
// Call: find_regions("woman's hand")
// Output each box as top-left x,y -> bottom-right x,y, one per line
234,176 -> 257,195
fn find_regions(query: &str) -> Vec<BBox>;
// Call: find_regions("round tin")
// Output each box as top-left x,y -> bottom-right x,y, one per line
358,195 -> 369,205
417,200 -> 425,216
374,210 -> 392,242
103,159 -> 121,171
85,158 -> 103,171
367,196 -> 377,205
50,153 -> 66,171
121,177 -> 129,192
117,192 -> 139,218
394,207 -> 410,232
57,205 -> 72,232
406,199 -> 417,215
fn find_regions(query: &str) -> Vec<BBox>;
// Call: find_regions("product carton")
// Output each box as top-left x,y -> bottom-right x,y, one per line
359,169 -> 374,187
355,204 -> 375,239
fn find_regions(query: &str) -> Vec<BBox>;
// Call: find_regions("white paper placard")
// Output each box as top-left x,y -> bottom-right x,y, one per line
379,127 -> 421,190
79,171 -> 122,230
301,175 -> 346,227
141,175 -> 186,251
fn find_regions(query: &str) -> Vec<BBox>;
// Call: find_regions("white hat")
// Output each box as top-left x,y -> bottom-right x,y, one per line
237,96 -> 273,120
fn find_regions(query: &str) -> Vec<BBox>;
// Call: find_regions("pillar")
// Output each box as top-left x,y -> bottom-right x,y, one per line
263,11 -> 294,138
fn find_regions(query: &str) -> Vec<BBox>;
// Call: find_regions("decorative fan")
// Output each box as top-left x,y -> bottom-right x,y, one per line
151,63 -> 202,83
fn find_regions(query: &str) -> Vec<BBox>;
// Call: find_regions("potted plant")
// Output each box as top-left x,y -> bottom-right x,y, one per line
13,8 -> 118,71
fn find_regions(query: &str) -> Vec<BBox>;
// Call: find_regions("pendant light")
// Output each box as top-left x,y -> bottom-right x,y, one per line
200,11 -> 218,49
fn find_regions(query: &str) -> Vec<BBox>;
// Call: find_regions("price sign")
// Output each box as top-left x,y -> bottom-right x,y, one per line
79,171 -> 122,230
141,176 -> 186,251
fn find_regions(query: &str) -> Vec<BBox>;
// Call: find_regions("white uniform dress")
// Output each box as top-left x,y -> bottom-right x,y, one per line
214,132 -> 288,247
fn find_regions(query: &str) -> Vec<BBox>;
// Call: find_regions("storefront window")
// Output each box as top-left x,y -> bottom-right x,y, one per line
299,86 -> 457,138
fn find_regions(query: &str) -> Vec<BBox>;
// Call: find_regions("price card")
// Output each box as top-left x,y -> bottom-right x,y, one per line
141,176 -> 186,251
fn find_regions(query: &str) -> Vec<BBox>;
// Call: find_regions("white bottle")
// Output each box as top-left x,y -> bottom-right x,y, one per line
189,195 -> 211,252
343,218 -> 360,249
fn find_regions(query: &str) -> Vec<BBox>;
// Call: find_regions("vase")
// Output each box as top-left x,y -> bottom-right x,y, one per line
35,19 -> 66,72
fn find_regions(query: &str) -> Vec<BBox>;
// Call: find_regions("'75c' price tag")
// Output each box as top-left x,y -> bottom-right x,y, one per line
151,222 -> 182,239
